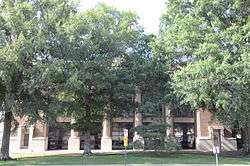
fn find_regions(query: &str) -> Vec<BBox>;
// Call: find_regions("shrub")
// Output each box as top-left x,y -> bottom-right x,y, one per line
134,123 -> 180,151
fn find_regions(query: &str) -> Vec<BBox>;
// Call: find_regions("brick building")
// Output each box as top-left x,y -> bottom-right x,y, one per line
6,90 -> 237,153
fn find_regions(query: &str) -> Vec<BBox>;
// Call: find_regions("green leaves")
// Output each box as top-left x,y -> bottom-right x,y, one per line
0,78 -> 6,103
56,4 -> 150,130
0,0 -> 78,124
155,0 -> 250,127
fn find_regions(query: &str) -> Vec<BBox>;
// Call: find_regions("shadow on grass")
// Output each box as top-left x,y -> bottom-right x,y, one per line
1,152 -> 250,165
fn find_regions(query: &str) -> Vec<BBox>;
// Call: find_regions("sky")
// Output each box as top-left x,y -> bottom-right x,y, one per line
79,0 -> 166,35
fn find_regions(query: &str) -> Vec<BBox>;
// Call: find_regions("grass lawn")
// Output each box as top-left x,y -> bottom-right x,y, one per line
0,152 -> 249,165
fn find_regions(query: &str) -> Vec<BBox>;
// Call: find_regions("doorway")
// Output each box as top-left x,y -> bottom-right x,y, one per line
80,134 -> 101,150
48,124 -> 70,150
20,128 -> 29,149
112,122 -> 133,150
174,123 -> 195,149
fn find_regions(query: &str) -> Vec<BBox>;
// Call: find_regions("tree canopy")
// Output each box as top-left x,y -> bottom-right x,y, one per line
153,0 -> 250,128
1,0 -> 249,158
0,0 -> 77,159
59,3 -> 157,154
0,0 -> 153,155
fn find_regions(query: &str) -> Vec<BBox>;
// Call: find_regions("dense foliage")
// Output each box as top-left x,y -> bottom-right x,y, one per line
154,0 -> 250,127
0,0 -> 167,157
0,0 -> 78,159
153,0 -> 250,153
1,0 -> 249,158
59,4 -> 151,154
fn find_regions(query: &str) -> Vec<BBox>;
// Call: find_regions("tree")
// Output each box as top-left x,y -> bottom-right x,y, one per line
58,3 -> 148,154
122,30 -> 180,151
154,0 -> 250,151
0,0 -> 77,160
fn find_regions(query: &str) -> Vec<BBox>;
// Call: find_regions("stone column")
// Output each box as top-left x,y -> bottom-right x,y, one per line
16,125 -> 24,150
195,109 -> 202,151
28,125 -> 34,151
196,110 -> 202,137
28,124 -> 48,152
133,87 -> 144,149
101,113 -> 112,151
196,109 -> 214,151
165,105 -> 173,137
68,118 -> 80,151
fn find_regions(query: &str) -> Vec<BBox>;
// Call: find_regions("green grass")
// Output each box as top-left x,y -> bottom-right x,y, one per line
0,152 -> 249,165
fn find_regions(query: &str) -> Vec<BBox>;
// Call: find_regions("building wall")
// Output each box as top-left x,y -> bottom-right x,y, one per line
30,124 -> 48,152
200,111 -> 211,137
8,110 -> 237,152
196,109 -> 237,152
196,136 -> 237,151
9,123 -> 48,153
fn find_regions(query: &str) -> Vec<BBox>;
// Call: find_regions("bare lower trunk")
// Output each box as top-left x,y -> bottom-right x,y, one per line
83,131 -> 92,155
0,111 -> 12,160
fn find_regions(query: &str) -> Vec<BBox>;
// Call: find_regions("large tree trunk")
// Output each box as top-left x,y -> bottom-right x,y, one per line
0,111 -> 12,160
83,131 -> 92,155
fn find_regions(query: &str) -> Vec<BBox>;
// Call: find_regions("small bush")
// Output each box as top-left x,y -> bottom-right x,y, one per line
134,123 -> 180,151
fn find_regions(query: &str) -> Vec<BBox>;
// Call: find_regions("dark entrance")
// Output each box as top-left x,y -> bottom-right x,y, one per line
79,123 -> 102,150
174,123 -> 195,149
21,128 -> 29,149
80,133 -> 101,150
112,122 -> 133,150
48,124 -> 70,150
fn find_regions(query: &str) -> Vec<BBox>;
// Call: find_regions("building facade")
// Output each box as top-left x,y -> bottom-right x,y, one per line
7,109 -> 237,153
7,90 -> 237,153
